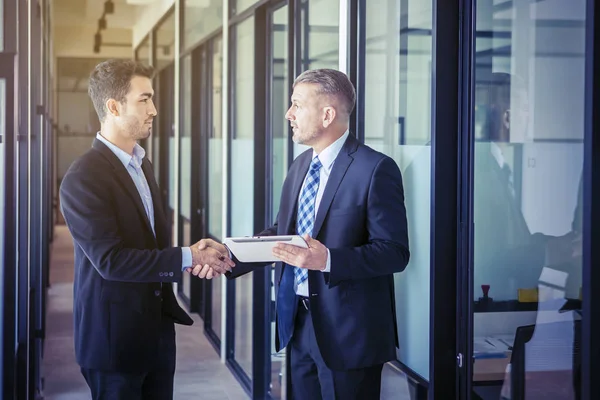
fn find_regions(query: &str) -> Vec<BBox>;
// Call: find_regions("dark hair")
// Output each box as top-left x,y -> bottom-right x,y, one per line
293,69 -> 356,116
481,72 -> 525,141
88,59 -> 155,122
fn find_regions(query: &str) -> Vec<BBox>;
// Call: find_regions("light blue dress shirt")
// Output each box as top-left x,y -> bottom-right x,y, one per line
294,130 -> 349,296
96,133 -> 192,270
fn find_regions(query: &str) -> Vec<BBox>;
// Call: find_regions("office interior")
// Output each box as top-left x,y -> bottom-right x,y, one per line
1,0 -> 599,399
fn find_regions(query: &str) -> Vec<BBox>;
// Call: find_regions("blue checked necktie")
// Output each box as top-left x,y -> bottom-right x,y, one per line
294,156 -> 323,287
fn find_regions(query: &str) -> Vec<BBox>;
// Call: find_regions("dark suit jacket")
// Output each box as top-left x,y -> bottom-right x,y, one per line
60,139 -> 193,373
231,134 -> 410,371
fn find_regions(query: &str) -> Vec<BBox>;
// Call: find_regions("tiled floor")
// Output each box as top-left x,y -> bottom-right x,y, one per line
43,225 -> 411,400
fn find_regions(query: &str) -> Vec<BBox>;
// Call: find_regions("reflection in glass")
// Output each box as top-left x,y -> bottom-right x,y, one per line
0,1 -> 3,52
364,0 -> 432,383
269,6 -> 288,398
181,55 -> 192,221
156,11 -> 176,71
232,17 -> 255,378
184,0 -> 223,51
208,37 -> 223,239
294,0 -> 340,159
233,0 -> 259,16
472,1 -> 584,398
0,80 -> 5,282
136,36 -> 151,66
209,36 -> 224,339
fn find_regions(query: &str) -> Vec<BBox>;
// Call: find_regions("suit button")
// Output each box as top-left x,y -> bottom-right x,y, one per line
154,290 -> 161,297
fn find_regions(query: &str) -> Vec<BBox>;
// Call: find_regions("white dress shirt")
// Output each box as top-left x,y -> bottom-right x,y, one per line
295,131 -> 349,296
96,133 -> 192,269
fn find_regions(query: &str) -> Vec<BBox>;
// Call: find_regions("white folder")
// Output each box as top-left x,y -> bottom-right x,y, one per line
224,235 -> 308,263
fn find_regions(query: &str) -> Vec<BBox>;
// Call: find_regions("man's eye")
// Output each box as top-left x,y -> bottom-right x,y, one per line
141,99 -> 148,103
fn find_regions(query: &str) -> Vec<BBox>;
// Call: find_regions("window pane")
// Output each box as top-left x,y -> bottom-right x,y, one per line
233,0 -> 259,16
183,0 -> 223,51
364,0 -> 433,383
0,79 -> 5,297
232,17 -> 255,379
294,0 -> 340,158
269,6 -> 289,398
0,1 -> 3,52
136,36 -> 151,65
472,1 -> 585,397
209,36 -> 224,339
181,55 -> 192,221
156,11 -> 176,71
208,37 -> 223,239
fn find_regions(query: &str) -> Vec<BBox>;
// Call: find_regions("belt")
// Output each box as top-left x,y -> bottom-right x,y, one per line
298,296 -> 310,311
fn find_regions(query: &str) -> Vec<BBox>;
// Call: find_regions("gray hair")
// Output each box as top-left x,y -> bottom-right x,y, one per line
293,69 -> 356,116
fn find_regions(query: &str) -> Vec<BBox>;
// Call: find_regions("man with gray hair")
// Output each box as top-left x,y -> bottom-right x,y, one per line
227,68 -> 410,399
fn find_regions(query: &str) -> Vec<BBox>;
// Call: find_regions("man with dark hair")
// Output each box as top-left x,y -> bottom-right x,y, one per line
60,59 -> 234,400
224,68 -> 410,399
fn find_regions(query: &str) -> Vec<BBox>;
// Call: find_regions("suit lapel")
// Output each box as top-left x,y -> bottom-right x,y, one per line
312,135 -> 357,238
92,139 -> 155,238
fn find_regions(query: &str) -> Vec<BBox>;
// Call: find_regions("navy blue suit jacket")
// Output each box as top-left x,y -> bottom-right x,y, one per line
59,139 -> 193,373
231,134 -> 410,371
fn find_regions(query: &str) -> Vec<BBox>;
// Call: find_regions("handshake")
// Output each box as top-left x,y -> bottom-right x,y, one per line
185,238 -> 235,280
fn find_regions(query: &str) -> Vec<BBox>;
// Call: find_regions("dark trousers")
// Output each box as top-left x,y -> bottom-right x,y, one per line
289,298 -> 384,400
80,318 -> 176,400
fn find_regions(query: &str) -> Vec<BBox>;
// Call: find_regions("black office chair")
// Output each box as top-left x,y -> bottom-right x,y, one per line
510,320 -> 581,400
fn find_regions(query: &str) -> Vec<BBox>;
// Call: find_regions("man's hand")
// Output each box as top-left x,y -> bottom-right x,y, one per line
186,264 -> 220,279
191,238 -> 235,275
272,234 -> 328,271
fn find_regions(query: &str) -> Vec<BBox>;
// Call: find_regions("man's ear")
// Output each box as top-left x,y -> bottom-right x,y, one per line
106,99 -> 120,118
322,106 -> 336,128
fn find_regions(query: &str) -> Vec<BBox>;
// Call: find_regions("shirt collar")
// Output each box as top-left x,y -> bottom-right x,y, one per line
312,130 -> 349,171
96,132 -> 145,168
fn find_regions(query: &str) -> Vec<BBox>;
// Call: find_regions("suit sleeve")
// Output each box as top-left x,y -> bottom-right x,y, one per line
225,224 -> 278,279
328,156 -> 410,286
60,168 -> 183,283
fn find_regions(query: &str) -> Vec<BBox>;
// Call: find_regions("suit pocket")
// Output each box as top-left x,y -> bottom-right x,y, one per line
328,205 -> 364,218
101,285 -> 145,314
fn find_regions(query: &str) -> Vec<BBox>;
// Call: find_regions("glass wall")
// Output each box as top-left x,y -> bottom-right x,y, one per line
471,1 -> 585,398
136,35 -> 151,66
293,0 -> 339,159
181,54 -> 193,299
209,36 -> 224,339
269,6 -> 289,398
231,16 -> 255,378
364,0 -> 433,383
0,1 -> 3,52
156,11 -> 176,71
0,79 -> 5,317
183,0 -> 223,51
232,0 -> 260,16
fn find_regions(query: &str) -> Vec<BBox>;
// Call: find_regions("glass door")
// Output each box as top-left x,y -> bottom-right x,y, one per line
468,1 -> 586,398
267,5 -> 289,398
206,35 -> 224,346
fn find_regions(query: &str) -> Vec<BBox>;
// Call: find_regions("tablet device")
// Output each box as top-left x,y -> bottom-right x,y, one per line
224,235 -> 308,263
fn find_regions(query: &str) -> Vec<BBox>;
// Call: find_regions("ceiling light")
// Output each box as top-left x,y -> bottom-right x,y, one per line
104,1 -> 114,15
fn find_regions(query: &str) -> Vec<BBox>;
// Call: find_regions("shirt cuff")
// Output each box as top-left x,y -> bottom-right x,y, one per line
182,247 -> 193,270
322,249 -> 331,272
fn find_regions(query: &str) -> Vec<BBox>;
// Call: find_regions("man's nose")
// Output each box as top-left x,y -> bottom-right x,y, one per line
149,103 -> 157,117
285,107 -> 294,121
